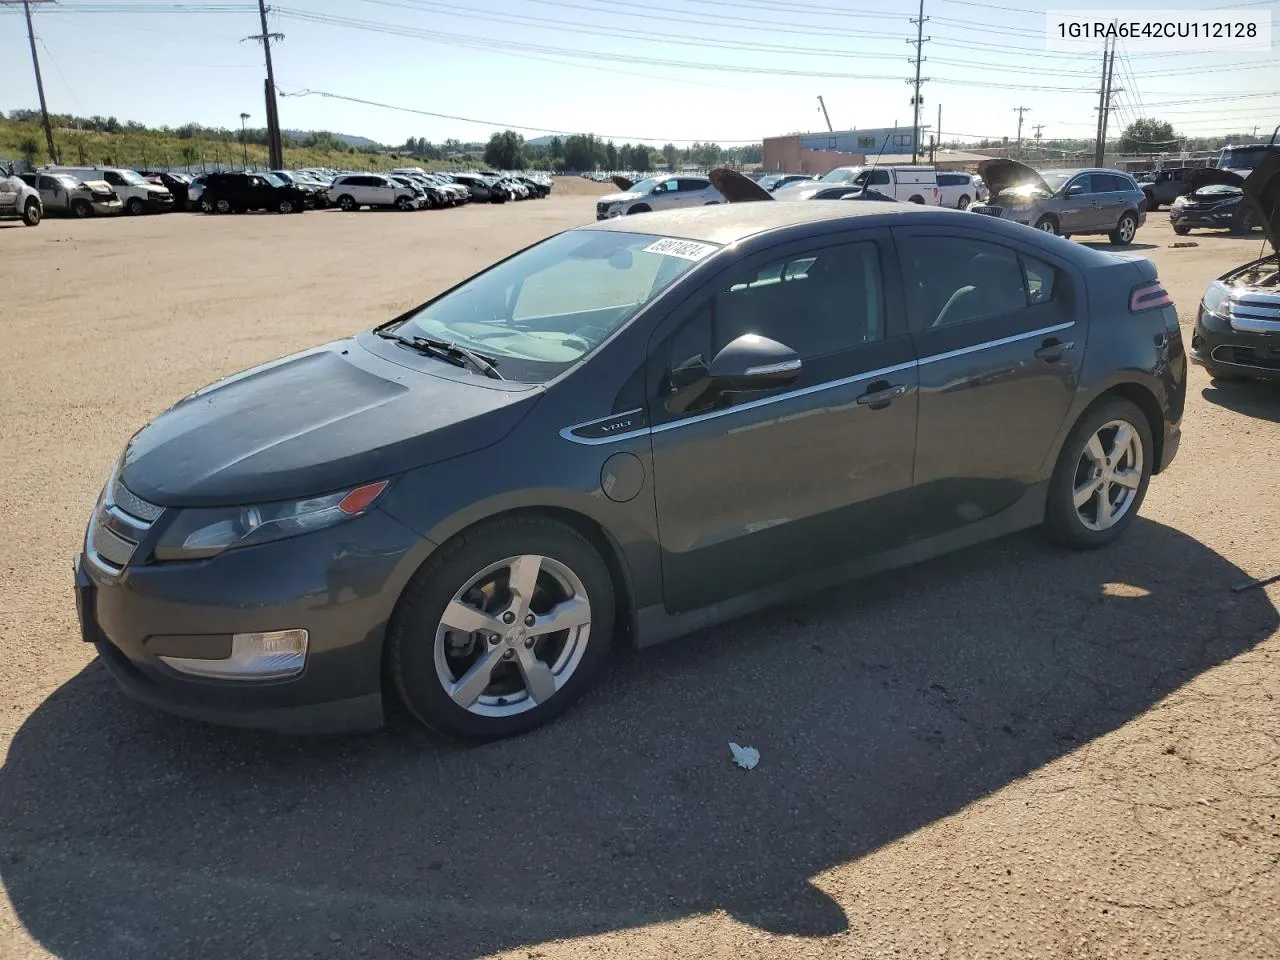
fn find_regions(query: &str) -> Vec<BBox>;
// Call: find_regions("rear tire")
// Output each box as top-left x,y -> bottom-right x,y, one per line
1109,211 -> 1138,246
908,195 -> 925,204
1045,398 -> 1153,549
214,198 -> 232,215
957,194 -> 971,210
388,516 -> 615,741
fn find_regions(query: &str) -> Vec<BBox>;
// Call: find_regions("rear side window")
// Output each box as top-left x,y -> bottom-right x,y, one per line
678,179 -> 709,192
866,170 -> 890,185
1022,253 -> 1056,305
906,236 -> 1027,328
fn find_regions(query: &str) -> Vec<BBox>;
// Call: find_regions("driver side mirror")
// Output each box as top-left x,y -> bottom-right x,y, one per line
709,334 -> 802,391
1066,183 -> 1086,197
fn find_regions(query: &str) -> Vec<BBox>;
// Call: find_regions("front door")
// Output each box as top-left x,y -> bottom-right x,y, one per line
894,225 -> 1085,536
646,229 -> 919,614
1057,174 -> 1099,233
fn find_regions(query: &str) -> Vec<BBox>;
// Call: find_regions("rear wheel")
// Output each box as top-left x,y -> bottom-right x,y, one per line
1045,398 -> 1153,549
1109,211 -> 1138,245
957,194 -> 971,210
1034,215 -> 1059,235
214,198 -> 232,215
908,195 -> 925,204
388,516 -> 615,740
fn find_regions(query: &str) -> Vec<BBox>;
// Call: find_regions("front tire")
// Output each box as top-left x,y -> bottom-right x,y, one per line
396,196 -> 413,211
22,199 -> 41,226
126,197 -> 144,216
277,199 -> 294,214
338,194 -> 357,212
389,516 -> 615,741
1109,211 -> 1138,245
71,199 -> 92,218
1034,215 -> 1059,235
1232,207 -> 1255,234
625,203 -> 651,215
1045,398 -> 1153,549
1172,224 -> 1191,236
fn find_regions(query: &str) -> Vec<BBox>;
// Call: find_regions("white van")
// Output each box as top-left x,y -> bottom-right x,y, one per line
781,165 -> 940,204
47,166 -> 173,215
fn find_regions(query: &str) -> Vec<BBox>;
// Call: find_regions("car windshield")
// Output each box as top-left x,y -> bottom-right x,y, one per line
57,175 -> 81,187
393,230 -> 715,382
819,167 -> 862,184
262,173 -> 287,187
119,170 -> 148,186
1041,172 -> 1074,193
271,172 -> 295,183
1220,146 -> 1269,170
627,177 -> 662,194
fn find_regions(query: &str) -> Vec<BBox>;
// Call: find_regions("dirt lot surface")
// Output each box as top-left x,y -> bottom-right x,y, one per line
1,192 -> 1278,960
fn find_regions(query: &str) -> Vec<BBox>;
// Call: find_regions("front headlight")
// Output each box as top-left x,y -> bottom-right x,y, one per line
1201,280 -> 1231,319
153,481 -> 388,561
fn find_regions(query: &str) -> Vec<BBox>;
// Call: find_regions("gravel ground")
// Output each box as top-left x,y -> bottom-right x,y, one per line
1,191 -> 1277,960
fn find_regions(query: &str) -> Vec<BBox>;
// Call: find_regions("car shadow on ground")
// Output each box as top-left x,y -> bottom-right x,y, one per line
1078,240 -> 1159,251
2,519 -> 1275,960
1202,379 -> 1280,422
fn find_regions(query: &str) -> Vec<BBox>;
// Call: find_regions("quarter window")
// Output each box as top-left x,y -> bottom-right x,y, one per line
1021,253 -> 1056,305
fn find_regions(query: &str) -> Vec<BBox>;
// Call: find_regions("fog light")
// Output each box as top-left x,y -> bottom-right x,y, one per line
159,629 -> 308,680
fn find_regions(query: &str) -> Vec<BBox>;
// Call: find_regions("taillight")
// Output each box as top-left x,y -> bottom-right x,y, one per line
1130,281 -> 1172,313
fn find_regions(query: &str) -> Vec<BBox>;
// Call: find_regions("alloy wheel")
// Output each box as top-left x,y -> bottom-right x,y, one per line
1118,216 -> 1136,243
433,554 -> 592,718
1036,218 -> 1058,234
1072,419 -> 1144,532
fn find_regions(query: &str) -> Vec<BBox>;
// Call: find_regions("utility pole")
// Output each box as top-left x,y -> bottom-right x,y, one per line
245,0 -> 285,169
1013,106 -> 1030,158
936,103 -> 941,152
816,96 -> 833,133
1098,42 -> 1118,165
907,0 -> 929,163
1093,36 -> 1109,166
240,112 -> 250,169
4,0 -> 57,163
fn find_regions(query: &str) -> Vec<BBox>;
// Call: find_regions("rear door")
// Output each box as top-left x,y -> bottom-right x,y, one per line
1092,173 -> 1127,231
645,228 -> 919,613
677,178 -> 715,205
894,225 -> 1084,535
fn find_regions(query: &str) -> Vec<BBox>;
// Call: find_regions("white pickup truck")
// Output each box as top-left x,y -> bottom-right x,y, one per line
0,170 -> 42,226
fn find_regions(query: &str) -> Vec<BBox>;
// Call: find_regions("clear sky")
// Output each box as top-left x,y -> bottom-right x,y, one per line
2,0 -> 1278,149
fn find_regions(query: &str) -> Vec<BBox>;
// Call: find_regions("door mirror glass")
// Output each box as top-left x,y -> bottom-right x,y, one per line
1066,183 -> 1086,197
708,334 -> 801,391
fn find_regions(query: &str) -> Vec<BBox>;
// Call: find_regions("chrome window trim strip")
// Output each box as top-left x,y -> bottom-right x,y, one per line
560,321 -> 1078,445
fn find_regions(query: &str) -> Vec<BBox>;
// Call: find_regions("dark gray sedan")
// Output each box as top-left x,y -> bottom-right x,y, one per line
76,202 -> 1186,740
970,160 -> 1147,244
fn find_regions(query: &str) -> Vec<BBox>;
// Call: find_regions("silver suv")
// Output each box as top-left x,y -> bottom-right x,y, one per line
596,174 -> 723,220
970,160 -> 1146,245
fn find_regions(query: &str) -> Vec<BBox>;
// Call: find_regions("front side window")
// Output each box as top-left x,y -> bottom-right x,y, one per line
103,171 -> 123,186
395,230 -> 713,382
670,240 -> 886,372
906,236 -> 1028,328
263,173 -> 286,187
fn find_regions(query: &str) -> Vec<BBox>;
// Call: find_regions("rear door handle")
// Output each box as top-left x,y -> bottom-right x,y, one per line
1034,338 -> 1075,362
856,382 -> 907,409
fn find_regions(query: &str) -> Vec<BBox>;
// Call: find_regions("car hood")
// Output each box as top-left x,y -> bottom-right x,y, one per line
977,159 -> 1052,199
1189,167 -> 1245,193
82,180 -> 114,196
120,335 -> 541,507
599,190 -> 643,204
1242,150 -> 1280,251
708,167 -> 772,202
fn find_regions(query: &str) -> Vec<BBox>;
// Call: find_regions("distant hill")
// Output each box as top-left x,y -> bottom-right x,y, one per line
527,134 -> 567,147
283,129 -> 381,150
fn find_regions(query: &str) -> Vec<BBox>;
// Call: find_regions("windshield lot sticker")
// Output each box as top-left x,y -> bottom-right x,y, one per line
643,238 -> 718,261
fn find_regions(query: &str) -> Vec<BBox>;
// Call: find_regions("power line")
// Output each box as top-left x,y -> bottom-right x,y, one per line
277,86 -> 765,143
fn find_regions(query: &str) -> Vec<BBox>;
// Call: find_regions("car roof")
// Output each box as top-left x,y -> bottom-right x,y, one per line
587,200 -> 956,245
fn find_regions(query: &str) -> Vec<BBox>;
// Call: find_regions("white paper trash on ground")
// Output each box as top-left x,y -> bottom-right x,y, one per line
729,742 -> 760,770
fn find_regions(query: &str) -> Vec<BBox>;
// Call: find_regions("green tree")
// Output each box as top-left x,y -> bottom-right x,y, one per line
633,148 -> 651,173
483,129 -> 526,169
605,140 -> 618,170
549,136 -> 564,160
662,143 -> 679,171
1119,118 -> 1178,153
563,133 -> 606,171
18,135 -> 39,167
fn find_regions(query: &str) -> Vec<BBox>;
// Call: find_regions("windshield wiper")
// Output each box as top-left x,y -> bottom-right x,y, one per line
377,329 -> 504,380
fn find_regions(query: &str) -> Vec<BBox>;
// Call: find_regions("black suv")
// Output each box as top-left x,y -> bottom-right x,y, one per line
200,172 -> 307,215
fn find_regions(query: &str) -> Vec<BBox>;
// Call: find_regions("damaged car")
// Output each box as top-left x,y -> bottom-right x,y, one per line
1189,150 -> 1280,383
1169,167 -> 1262,236
969,160 -> 1146,245
595,174 -> 723,220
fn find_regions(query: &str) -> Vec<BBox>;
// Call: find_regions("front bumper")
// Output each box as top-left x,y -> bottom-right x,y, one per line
1189,304 -> 1280,380
143,195 -> 174,212
76,504 -> 430,733
90,199 -> 124,216
1170,204 -> 1243,230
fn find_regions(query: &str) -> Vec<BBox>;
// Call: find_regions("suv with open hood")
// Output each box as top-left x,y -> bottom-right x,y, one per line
1169,167 -> 1263,236
970,160 -> 1145,245
595,174 -> 723,219
1189,150 -> 1280,382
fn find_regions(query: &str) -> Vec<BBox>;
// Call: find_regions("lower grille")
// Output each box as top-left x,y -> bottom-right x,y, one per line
1211,344 -> 1280,371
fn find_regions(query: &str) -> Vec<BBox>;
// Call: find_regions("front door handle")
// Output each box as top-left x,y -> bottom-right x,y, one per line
856,381 -> 907,409
1034,338 -> 1075,362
